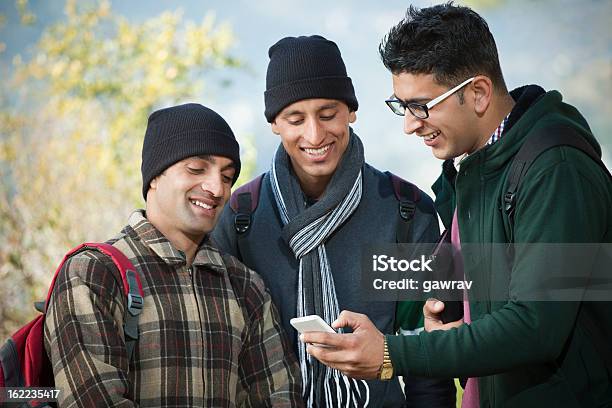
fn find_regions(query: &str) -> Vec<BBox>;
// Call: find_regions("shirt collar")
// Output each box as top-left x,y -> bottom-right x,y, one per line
127,210 -> 225,271
454,113 -> 510,170
486,113 -> 510,146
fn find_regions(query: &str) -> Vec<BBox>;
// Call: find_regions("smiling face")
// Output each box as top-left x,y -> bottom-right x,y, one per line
146,155 -> 235,244
271,98 -> 356,198
392,72 -> 487,160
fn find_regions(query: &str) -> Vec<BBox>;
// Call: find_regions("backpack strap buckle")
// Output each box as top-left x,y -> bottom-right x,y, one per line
399,200 -> 416,221
234,191 -> 254,234
126,270 -> 143,317
124,270 -> 142,358
234,212 -> 251,234
127,293 -> 144,316
503,192 -> 515,214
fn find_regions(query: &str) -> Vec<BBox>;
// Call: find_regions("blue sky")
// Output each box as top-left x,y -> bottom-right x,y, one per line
1,0 -> 610,195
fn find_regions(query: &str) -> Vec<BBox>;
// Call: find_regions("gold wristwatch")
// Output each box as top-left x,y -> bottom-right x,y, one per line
378,337 -> 394,380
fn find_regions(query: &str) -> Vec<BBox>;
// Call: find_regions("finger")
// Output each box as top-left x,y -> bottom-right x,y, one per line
424,298 -> 445,317
425,298 -> 445,313
424,315 -> 442,324
331,310 -> 364,330
308,347 -> 376,380
306,342 -> 347,366
424,314 -> 442,332
301,332 -> 346,348
424,299 -> 449,332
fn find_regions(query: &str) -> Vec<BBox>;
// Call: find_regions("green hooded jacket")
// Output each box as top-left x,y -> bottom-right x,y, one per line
387,86 -> 612,407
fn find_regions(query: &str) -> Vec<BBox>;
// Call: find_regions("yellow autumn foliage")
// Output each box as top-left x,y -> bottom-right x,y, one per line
0,0 -> 252,338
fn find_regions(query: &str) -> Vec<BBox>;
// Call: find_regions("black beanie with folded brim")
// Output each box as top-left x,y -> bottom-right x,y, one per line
264,35 -> 358,123
141,103 -> 241,200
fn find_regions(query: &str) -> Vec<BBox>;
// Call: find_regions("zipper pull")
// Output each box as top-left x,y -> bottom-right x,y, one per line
188,266 -> 193,276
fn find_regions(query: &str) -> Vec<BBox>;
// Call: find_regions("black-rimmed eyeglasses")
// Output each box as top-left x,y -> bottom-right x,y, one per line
385,77 -> 475,119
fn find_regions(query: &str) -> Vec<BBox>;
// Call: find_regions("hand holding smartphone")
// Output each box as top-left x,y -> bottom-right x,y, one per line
290,315 -> 336,334
290,315 -> 337,348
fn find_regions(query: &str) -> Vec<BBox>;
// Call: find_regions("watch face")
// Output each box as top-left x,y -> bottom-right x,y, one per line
380,365 -> 394,380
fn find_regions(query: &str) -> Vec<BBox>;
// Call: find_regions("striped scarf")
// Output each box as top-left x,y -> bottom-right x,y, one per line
270,130 -> 369,407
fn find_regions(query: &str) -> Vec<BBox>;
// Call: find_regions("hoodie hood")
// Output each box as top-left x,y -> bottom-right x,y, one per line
460,85 -> 602,176
432,85 -> 602,228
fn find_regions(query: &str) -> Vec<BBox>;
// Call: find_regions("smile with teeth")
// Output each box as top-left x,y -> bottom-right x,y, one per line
303,144 -> 331,157
422,130 -> 441,141
190,200 -> 214,210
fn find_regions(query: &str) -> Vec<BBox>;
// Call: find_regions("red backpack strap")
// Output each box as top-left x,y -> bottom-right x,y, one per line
0,244 -> 144,391
44,243 -> 144,311
44,243 -> 144,360
229,173 -> 265,234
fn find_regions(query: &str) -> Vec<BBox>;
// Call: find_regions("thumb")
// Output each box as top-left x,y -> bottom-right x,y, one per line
332,310 -> 361,330
433,300 -> 445,313
424,298 -> 445,317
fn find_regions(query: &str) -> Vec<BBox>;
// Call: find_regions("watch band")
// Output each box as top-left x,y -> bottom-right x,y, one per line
378,336 -> 394,380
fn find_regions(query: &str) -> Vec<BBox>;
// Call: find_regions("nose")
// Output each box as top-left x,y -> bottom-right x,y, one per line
200,173 -> 224,197
403,114 -> 424,136
303,117 -> 326,146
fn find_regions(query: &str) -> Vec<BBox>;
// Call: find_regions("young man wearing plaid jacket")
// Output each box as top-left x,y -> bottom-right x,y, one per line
44,103 -> 303,407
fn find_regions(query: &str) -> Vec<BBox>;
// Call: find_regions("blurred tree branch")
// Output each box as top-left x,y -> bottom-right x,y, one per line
0,0 -> 252,338
16,0 -> 36,25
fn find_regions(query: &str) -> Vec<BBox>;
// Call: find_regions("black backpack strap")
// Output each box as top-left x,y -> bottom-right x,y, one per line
123,269 -> 144,361
229,174 -> 265,235
230,174 -> 264,235
385,171 -> 421,243
234,193 -> 252,234
503,124 -> 610,227
502,125 -> 612,372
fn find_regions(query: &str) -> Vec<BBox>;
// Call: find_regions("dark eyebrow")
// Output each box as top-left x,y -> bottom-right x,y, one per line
281,109 -> 304,119
318,102 -> 339,111
196,155 -> 214,163
194,155 -> 236,171
280,102 -> 340,119
221,162 -> 236,172
405,98 -> 430,104
393,95 -> 430,104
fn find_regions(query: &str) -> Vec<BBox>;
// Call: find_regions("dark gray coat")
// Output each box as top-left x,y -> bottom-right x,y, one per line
213,162 -> 454,407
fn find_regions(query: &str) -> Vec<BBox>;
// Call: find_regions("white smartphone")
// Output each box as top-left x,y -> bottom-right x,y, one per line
290,315 -> 336,334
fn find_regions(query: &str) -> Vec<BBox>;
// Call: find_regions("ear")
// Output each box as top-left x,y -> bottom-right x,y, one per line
149,176 -> 159,191
471,76 -> 493,115
271,120 -> 281,135
348,110 -> 357,123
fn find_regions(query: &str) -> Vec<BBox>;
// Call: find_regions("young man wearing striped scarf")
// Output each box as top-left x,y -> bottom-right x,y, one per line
213,35 -> 455,408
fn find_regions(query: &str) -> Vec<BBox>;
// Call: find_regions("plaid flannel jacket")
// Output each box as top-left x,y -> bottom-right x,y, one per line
44,210 -> 303,407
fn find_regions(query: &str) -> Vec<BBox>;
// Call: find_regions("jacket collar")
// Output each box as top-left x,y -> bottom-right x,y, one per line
454,85 -> 547,175
432,160 -> 457,229
126,210 -> 225,272
432,85 -> 547,227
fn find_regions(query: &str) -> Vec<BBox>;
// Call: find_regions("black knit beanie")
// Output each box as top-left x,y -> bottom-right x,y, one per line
141,103 -> 241,200
264,35 -> 358,123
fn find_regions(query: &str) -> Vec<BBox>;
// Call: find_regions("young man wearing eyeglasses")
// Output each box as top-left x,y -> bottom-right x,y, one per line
213,35 -> 457,407
302,3 -> 612,407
